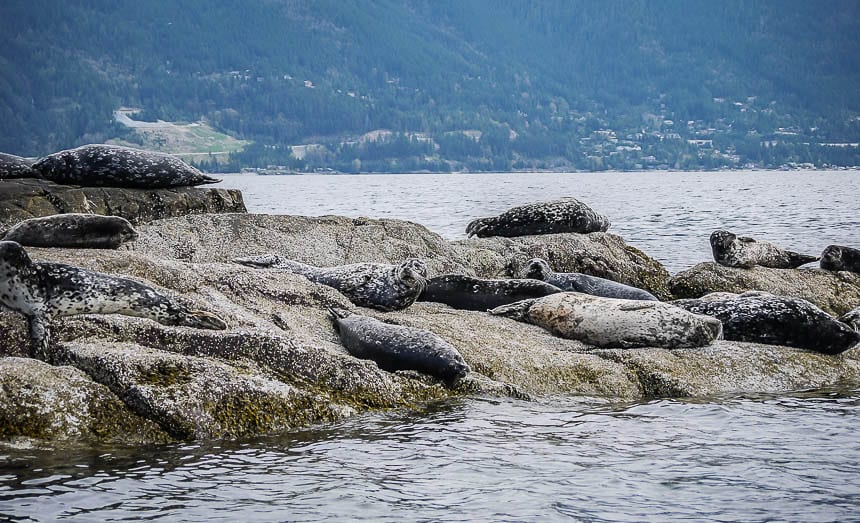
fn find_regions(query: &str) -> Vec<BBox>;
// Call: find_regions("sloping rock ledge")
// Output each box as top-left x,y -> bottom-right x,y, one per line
0,178 -> 245,228
1,213 -> 859,446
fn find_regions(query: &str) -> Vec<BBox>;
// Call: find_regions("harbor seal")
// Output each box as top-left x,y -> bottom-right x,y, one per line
522,258 -> 658,301
839,307 -> 860,332
31,144 -> 221,188
232,255 -> 427,312
672,292 -> 860,355
418,274 -> 563,311
0,152 -> 36,179
820,245 -> 860,273
1,214 -> 138,249
329,308 -> 469,385
709,230 -> 818,269
465,197 -> 610,238
0,241 -> 227,358
490,292 -> 722,348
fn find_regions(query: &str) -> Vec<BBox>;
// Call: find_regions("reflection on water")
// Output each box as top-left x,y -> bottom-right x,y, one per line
2,390 -> 860,522
216,170 -> 860,273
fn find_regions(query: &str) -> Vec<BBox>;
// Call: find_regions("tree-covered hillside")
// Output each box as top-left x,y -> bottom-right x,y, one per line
1,0 -> 859,171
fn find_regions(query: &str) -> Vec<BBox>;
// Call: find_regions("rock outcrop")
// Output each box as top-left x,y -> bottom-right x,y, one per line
133,213 -> 673,299
669,262 -> 860,316
1,213 -> 858,446
0,178 -> 246,228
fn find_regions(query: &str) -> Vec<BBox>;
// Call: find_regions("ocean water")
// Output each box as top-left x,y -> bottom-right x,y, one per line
215,170 -> 860,273
2,171 -> 859,522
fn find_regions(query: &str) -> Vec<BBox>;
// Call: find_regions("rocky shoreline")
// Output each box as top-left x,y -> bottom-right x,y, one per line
2,208 -> 860,446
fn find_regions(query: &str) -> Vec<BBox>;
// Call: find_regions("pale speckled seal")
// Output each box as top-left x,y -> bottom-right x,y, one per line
232,255 -> 427,312
329,307 -> 469,385
31,144 -> 221,188
465,197 -> 610,238
0,241 -> 227,358
672,292 -> 860,355
522,258 -> 658,301
490,292 -> 722,349
820,245 -> 860,273
839,307 -> 860,332
0,152 -> 36,179
418,274 -> 563,311
709,230 -> 818,269
1,213 -> 138,249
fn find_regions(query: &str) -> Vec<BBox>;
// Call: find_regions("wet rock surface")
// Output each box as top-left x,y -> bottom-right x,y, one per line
1,213 -> 858,445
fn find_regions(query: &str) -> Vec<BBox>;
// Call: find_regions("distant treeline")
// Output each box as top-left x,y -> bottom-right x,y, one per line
2,0 -> 860,170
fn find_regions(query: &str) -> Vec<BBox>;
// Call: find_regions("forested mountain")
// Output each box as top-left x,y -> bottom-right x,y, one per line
2,0 -> 859,171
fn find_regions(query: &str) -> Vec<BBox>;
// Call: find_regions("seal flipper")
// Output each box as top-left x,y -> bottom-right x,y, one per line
232,254 -> 285,268
488,298 -> 537,321
784,250 -> 820,268
28,315 -> 52,361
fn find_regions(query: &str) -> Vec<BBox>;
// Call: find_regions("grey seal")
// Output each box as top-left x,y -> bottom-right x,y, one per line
672,292 -> 860,355
1,213 -> 138,249
0,152 -> 36,179
329,307 -> 469,385
820,245 -> 860,273
522,258 -> 658,301
232,255 -> 427,312
710,230 -> 818,269
839,306 -> 860,332
31,144 -> 221,188
0,240 -> 227,358
466,197 -> 610,238
490,292 -> 722,349
418,274 -> 563,311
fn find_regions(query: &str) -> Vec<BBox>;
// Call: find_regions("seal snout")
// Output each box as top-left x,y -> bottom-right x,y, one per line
523,258 -> 550,280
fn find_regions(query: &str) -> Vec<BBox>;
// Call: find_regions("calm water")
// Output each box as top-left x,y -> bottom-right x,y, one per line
216,170 -> 860,273
2,392 -> 860,522
2,171 -> 860,522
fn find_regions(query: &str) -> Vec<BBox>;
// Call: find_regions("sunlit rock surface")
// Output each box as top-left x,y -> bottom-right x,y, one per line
0,213 -> 858,445
669,262 -> 860,316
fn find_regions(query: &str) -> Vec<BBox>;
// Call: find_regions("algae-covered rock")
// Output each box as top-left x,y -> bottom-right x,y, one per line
48,340 -> 356,440
0,178 -> 246,228
0,357 -> 169,443
669,262 -> 860,316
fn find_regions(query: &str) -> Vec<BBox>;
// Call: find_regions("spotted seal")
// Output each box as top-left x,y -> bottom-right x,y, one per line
465,198 -> 610,238
1,214 -> 138,249
0,241 -> 227,358
329,308 -> 469,385
0,152 -> 36,179
521,258 -> 658,301
672,292 -> 860,354
490,292 -> 722,349
820,245 -> 860,273
839,307 -> 860,332
31,144 -> 221,188
233,255 -> 427,312
709,230 -> 818,269
418,274 -> 563,311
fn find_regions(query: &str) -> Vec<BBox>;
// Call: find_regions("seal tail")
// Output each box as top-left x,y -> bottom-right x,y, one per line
184,310 -> 228,330
488,298 -> 537,321
465,218 -> 489,238
785,251 -> 820,268
232,254 -> 283,268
